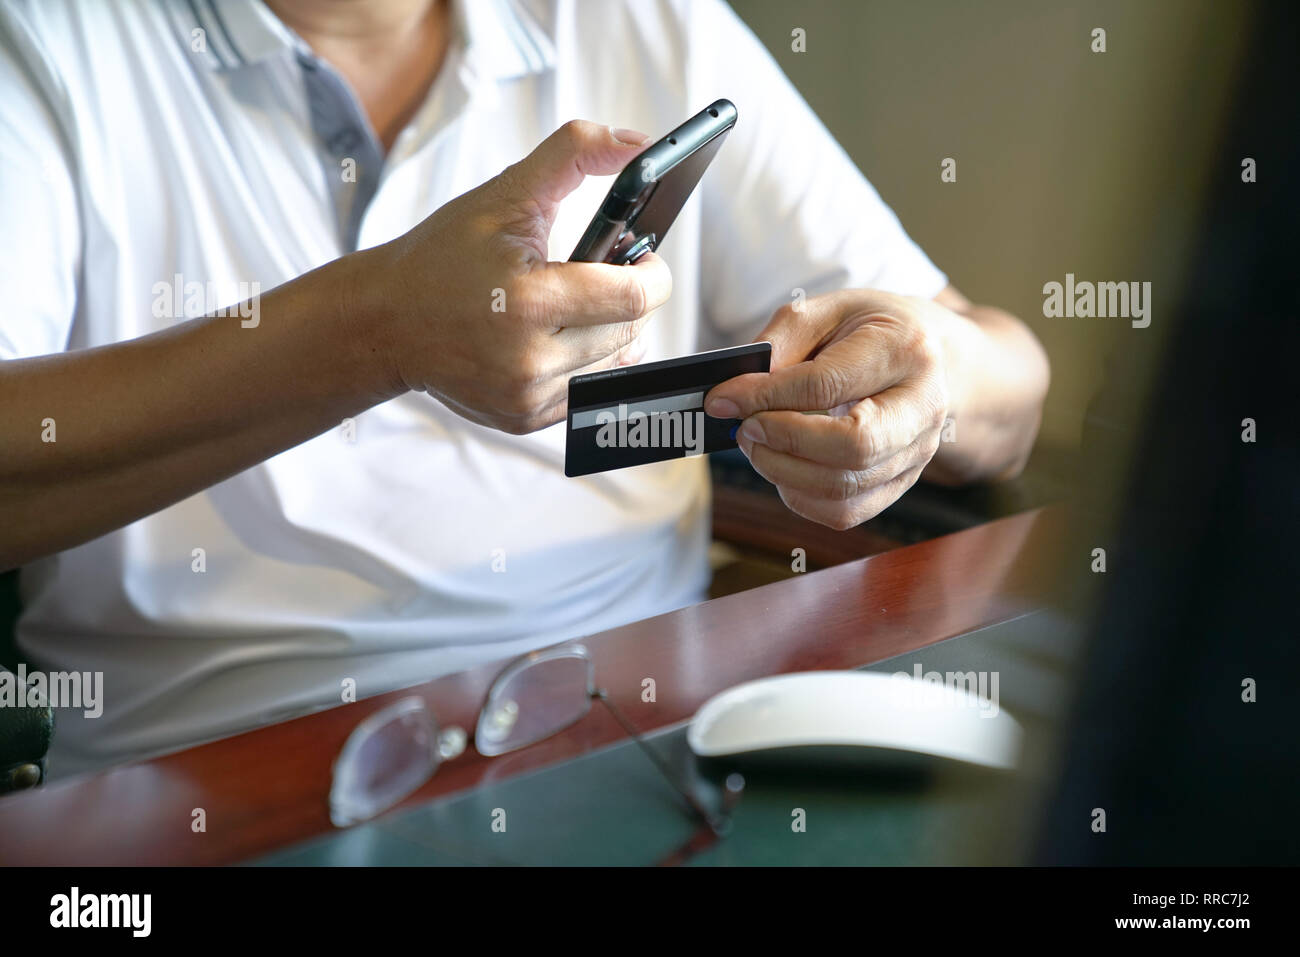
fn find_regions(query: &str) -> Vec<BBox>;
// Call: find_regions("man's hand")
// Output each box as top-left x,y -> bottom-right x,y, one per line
704,288 -> 1048,531
0,119 -> 672,568
364,120 -> 671,435
704,291 -> 949,530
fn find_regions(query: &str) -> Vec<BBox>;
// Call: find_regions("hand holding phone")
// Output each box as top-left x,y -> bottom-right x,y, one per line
570,99 -> 737,265
373,119 -> 672,437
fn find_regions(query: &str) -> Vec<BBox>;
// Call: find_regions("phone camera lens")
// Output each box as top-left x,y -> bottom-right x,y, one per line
619,234 -> 656,264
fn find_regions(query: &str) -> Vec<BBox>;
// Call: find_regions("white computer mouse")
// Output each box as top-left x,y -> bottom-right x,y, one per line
687,671 -> 1023,771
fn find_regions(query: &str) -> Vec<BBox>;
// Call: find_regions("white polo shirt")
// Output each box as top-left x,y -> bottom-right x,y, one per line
0,0 -> 946,777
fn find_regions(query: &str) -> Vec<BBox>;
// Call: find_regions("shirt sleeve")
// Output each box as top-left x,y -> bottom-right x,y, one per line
0,3 -> 81,360
685,0 -> 948,343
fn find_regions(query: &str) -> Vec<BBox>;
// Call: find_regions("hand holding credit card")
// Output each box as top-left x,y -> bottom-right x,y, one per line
565,342 -> 771,477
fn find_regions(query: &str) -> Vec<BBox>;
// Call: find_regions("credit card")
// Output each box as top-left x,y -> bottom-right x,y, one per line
565,341 -> 772,477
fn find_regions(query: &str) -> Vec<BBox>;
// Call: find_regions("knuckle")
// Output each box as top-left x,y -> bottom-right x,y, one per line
619,272 -> 649,320
598,328 -> 633,365
558,119 -> 589,151
507,278 -> 542,323
846,420 -> 875,470
772,301 -> 802,326
825,505 -> 860,532
751,414 -> 784,453
492,160 -> 527,200
503,378 -> 545,418
513,351 -> 548,387
847,440 -> 874,473
779,486 -> 856,531
817,467 -> 862,502
499,392 -> 532,421
893,466 -> 924,497
924,378 -> 950,428
617,319 -> 644,353
906,323 -> 943,370
921,428 -> 944,462
805,363 -> 848,410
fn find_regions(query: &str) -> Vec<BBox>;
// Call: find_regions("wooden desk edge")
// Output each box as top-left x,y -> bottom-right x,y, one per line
0,505 -> 1066,865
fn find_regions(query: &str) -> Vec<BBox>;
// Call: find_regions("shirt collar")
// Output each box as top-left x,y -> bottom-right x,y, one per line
174,0 -> 298,70
456,0 -> 557,81
175,0 -> 556,80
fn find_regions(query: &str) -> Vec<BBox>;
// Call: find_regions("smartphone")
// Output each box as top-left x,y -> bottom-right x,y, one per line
569,99 -> 737,264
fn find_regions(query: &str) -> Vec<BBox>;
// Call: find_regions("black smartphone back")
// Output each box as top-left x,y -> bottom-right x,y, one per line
570,99 -> 737,264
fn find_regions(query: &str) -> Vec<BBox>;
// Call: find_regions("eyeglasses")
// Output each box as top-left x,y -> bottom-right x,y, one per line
330,643 -> 743,864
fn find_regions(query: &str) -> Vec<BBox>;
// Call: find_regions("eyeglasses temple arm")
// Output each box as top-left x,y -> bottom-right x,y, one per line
592,689 -> 723,834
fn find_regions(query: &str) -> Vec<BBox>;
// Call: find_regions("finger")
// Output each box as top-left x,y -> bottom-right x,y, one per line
776,464 -> 926,531
736,385 -> 932,471
537,252 -> 668,372
738,431 -> 922,503
560,328 -> 651,381
524,303 -> 651,386
437,387 -> 565,436
535,251 -> 672,330
751,289 -> 909,370
525,331 -> 648,427
706,320 -> 926,419
497,120 -> 652,223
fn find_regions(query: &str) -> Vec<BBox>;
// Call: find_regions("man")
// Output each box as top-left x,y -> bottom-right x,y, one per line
0,0 -> 1048,776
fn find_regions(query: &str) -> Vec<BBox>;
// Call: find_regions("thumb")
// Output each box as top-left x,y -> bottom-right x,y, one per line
755,289 -> 902,371
704,291 -> 906,418
498,120 -> 652,223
